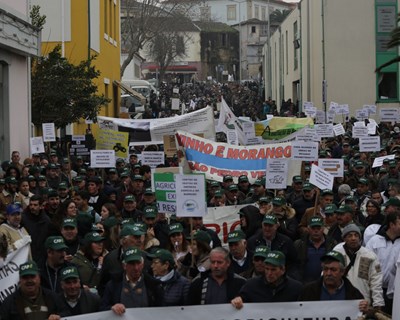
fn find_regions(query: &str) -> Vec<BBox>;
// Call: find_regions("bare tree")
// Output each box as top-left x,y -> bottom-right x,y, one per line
120,0 -> 199,77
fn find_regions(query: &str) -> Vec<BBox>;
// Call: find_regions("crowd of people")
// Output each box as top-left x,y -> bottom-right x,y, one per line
0,82 -> 399,320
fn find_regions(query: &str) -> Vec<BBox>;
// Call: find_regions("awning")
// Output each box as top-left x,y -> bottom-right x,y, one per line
113,80 -> 147,105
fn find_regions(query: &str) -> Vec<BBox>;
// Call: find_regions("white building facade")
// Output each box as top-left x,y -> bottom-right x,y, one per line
265,0 -> 400,119
0,1 -> 40,160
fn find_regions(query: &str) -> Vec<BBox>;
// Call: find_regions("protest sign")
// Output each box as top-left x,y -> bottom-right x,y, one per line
333,123 -> 345,136
242,122 -> 255,139
175,174 -> 206,217
266,158 -> 288,189
217,98 -> 246,144
61,301 -> 360,320
141,151 -> 165,168
329,101 -> 338,112
30,137 -> 45,154
318,158 -> 344,178
315,124 -> 334,138
98,106 -> 215,145
0,243 -> 30,303
227,129 -> 239,145
90,150 -> 115,168
363,104 -> 377,114
359,136 -> 381,152
291,141 -> 319,161
336,104 -> 349,115
310,164 -> 334,190
154,172 -> 177,214
175,130 -> 291,183
352,126 -> 368,138
171,98 -> 180,111
96,129 -> 129,158
316,110 -> 326,124
380,108 -> 400,122
355,109 -> 368,121
372,154 -> 395,168
42,123 -> 56,142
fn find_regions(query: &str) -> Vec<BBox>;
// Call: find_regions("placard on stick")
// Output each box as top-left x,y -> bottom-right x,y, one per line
309,164 -> 334,190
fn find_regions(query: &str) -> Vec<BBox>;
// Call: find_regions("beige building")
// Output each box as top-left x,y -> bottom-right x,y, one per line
264,0 -> 400,120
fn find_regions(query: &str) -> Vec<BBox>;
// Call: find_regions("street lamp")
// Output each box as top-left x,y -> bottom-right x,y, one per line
230,0 -> 246,81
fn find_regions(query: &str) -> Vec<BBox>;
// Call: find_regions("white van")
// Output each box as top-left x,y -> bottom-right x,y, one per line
122,80 -> 158,98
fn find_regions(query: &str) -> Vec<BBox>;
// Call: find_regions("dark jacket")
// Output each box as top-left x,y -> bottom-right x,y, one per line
40,261 -> 73,293
0,287 -> 58,320
55,289 -> 100,316
299,277 -> 364,301
238,205 -> 262,239
100,272 -> 163,310
247,230 -> 299,279
188,270 -> 246,305
157,270 -> 191,306
21,209 -> 51,266
229,251 -> 254,276
294,235 -> 337,282
238,275 -> 303,303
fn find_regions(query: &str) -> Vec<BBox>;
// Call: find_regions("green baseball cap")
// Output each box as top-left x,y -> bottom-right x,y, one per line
168,223 -> 184,236
228,184 -> 239,192
238,175 -> 249,183
293,175 -> 303,183
84,232 -> 105,243
210,181 -> 220,188
308,216 -> 324,227
120,218 -> 135,227
45,236 -> 68,250
253,179 -> 263,186
103,216 -> 120,229
344,195 -> 357,203
324,204 -> 337,215
223,175 -> 233,182
383,197 -> 400,207
262,214 -> 278,225
143,206 -> 158,219
123,247 -> 143,263
214,190 -> 223,198
321,250 -> 345,265
303,183 -> 313,191
357,178 -> 369,185
354,160 -> 366,168
60,266 -> 80,281
62,218 -> 77,228
120,225 -> 146,237
389,160 -> 397,168
272,197 -> 286,206
321,189 -> 334,196
253,245 -> 270,259
148,249 -> 175,267
259,197 -> 271,204
19,261 -> 39,277
264,251 -> 286,266
144,188 -> 154,195
133,175 -> 144,181
335,205 -> 353,214
227,230 -> 246,243
193,230 -> 212,245
58,182 -> 68,190
124,195 -> 136,202
5,176 -> 18,184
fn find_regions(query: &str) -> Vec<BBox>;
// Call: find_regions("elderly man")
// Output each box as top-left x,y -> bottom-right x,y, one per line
54,266 -> 100,316
0,261 -> 58,320
227,230 -> 253,276
231,251 -> 302,309
190,247 -> 246,305
333,224 -> 384,310
100,247 -> 162,313
299,251 -> 368,313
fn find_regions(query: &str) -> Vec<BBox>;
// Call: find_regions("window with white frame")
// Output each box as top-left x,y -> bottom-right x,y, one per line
227,5 -> 236,21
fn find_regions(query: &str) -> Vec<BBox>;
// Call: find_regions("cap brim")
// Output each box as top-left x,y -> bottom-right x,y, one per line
264,258 -> 282,266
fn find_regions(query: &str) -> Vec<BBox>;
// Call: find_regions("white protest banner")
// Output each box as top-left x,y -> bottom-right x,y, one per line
354,121 -> 365,127
90,150 -> 115,168
352,126 -> 368,138
380,108 -> 400,122
175,174 -> 206,217
316,110 -> 326,124
372,154 -> 395,168
0,243 -> 30,303
98,106 -> 215,145
303,101 -> 314,109
171,98 -> 180,111
359,136 -> 381,152
315,124 -> 334,138
141,151 -> 165,168
266,158 -> 288,189
296,128 -> 319,142
333,123 -> 345,136
226,129 -> 239,145
310,164 -> 334,190
61,301 -> 360,320
173,87 -> 179,94
30,137 -> 45,154
176,130 -> 291,183
363,104 -> 377,114
291,141 -> 319,161
367,122 -> 377,135
327,110 -> 335,123
355,109 -> 368,121
42,123 -> 56,142
304,106 -> 317,118
318,158 -> 344,178
336,104 -> 350,115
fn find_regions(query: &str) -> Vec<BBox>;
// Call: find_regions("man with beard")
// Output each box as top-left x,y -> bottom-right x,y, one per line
333,224 -> 384,310
0,261 -> 58,320
54,266 -> 100,316
189,247 -> 246,305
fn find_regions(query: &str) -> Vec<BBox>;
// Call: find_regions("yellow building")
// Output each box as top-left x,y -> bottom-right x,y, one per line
31,0 -> 121,135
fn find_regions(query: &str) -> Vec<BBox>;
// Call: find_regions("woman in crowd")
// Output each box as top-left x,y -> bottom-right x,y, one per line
166,223 -> 190,274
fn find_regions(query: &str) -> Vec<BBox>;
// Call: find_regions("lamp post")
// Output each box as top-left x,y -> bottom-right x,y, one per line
230,0 -> 246,81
